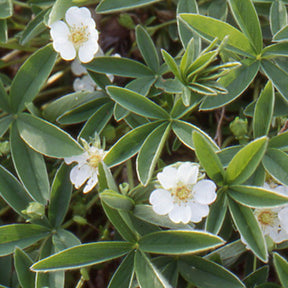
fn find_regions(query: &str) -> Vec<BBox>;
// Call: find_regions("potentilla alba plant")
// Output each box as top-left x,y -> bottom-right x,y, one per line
253,183 -> 288,243
50,6 -> 99,63
64,136 -> 107,193
149,162 -> 217,224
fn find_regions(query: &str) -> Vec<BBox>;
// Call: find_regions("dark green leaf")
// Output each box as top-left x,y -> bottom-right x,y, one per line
269,131 -> 288,151
0,224 -> 50,256
273,24 -> 288,41
52,229 -> 81,251
228,185 -> 288,208
48,164 -> 72,227
47,0 -> 73,26
193,131 -> 224,184
244,266 -> 269,288
179,255 -> 245,288
136,25 -> 160,73
273,252 -> 288,288
10,123 -> 50,204
14,248 -> 35,288
85,57 -> 154,78
228,0 -> 262,53
100,190 -> 135,211
253,81 -> 274,138
0,19 -> 7,43
136,122 -> 171,185
31,241 -> 133,271
262,148 -> 288,186
0,0 -> 12,19
107,86 -> 169,119
270,0 -> 287,36
226,137 -> 268,184
228,198 -> 268,262
17,113 -> 83,158
0,115 -> 12,137
134,250 -> 173,288
138,230 -> 224,255
104,121 -> 162,167
10,44 -> 57,113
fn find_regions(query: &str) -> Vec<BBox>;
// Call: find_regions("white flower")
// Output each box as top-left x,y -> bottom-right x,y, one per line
149,162 -> 217,224
252,183 -> 288,244
64,138 -> 106,193
50,6 -> 99,63
73,75 -> 96,92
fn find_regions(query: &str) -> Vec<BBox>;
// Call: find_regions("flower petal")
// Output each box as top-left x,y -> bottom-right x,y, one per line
83,172 -> 98,193
193,179 -> 217,205
65,6 -> 93,27
64,152 -> 87,165
279,206 -> 288,233
71,59 -> 87,76
70,164 -> 92,188
177,162 -> 199,185
168,204 -> 191,224
157,166 -> 177,189
149,189 -> 174,215
188,202 -> 209,223
78,41 -> 99,63
54,40 -> 76,61
50,21 -> 69,41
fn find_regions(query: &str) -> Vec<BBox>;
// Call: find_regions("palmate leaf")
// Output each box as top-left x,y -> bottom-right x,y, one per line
31,242 -> 134,272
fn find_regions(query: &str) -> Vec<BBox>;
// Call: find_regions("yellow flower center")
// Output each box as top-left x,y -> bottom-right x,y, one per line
87,153 -> 102,168
171,183 -> 192,203
257,210 -> 277,226
69,24 -> 89,47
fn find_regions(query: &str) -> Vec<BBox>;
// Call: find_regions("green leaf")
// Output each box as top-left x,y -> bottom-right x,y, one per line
269,131 -> 288,151
85,57 -> 154,78
14,248 -> 35,288
253,81 -> 274,138
200,59 -> 259,110
180,14 -> 256,57
0,164 -> 33,217
273,252 -> 288,288
0,0 -> 12,19
17,113 -> 83,158
244,266 -> 269,288
98,162 -> 119,192
125,76 -> 156,96
262,42 -> 288,58
177,0 -> 200,52
9,44 -> 57,113
273,24 -> 288,41
47,0 -> 73,26
161,50 -> 182,81
79,102 -> 113,140
138,230 -> 224,255
0,224 -> 50,256
134,204 -> 194,230
36,237 -> 64,288
205,192 -> 227,235
100,190 -> 135,211
107,86 -> 169,119
48,164 -> 72,227
52,229 -> 81,252
172,120 -> 219,151
31,241 -> 133,272
20,8 -> 48,45
136,25 -> 160,73
10,123 -> 50,205
136,122 -> 170,185
96,0 -> 161,13
262,148 -> 288,186
0,19 -> 7,43
179,255 -> 245,288
228,0 -> 262,53
228,185 -> 288,208
134,250 -> 173,288
102,202 -> 138,243
104,121 -> 162,167
108,251 -> 134,288
270,0 -> 287,36
217,145 -> 242,167
226,136 -> 268,185
261,59 -> 288,102
0,79 -> 10,112
0,115 -> 12,137
228,198 -> 268,263
193,131 -> 224,184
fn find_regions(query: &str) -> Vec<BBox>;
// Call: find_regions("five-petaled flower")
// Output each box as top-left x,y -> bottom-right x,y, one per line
50,6 -> 99,63
253,183 -> 288,244
149,162 -> 217,224
64,137 -> 106,193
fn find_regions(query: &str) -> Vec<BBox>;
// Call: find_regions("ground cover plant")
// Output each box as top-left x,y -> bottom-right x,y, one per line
1,0 -> 288,287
